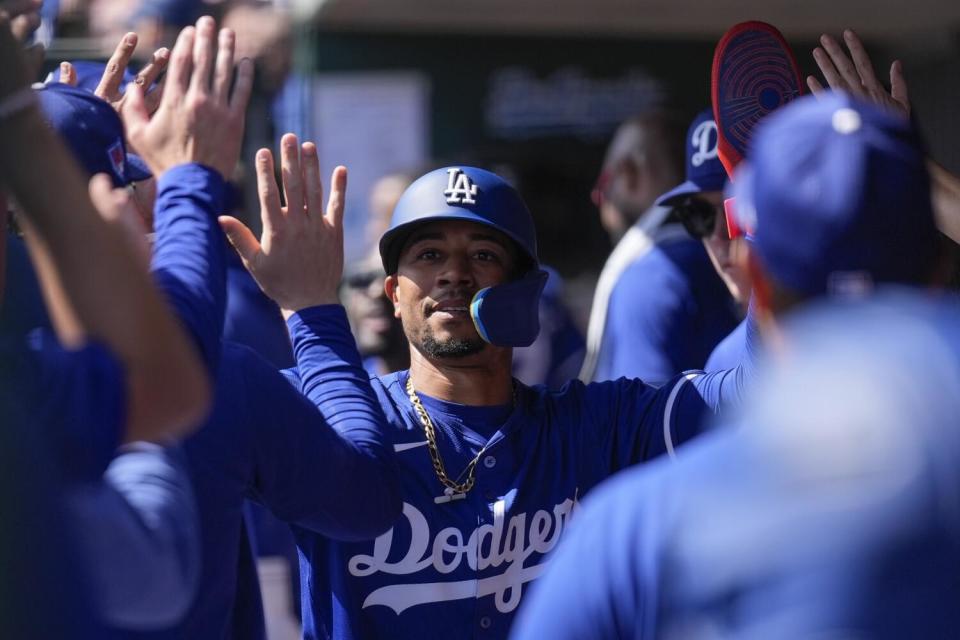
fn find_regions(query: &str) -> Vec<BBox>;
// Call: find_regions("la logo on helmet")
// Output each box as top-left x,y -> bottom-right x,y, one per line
444,168 -> 478,205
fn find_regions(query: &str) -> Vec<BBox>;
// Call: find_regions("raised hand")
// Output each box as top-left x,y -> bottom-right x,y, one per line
120,16 -> 253,179
60,32 -> 170,115
808,29 -> 910,118
219,133 -> 348,315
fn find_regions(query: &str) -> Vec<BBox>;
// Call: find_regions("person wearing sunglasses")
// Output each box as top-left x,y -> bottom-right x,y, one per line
657,114 -> 754,372
582,108 -> 740,384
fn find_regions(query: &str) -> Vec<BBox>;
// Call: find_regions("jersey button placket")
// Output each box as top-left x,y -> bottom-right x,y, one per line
483,455 -> 496,469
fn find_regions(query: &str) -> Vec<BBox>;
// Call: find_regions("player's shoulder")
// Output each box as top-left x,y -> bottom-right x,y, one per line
546,375 -> 665,419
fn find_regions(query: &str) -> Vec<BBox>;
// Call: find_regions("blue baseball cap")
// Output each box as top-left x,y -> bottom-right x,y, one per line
655,108 -> 728,207
36,83 -> 151,187
733,93 -> 939,297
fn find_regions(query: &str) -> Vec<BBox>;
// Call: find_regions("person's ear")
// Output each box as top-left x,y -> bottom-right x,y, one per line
619,157 -> 644,194
384,275 -> 401,319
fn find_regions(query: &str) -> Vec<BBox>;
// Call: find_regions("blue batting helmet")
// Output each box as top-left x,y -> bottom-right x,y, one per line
378,166 -> 539,275
378,166 -> 546,348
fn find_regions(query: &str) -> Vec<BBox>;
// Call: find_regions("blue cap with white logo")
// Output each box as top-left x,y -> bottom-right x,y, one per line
36,83 -> 151,187
732,92 -> 939,297
655,108 -> 728,207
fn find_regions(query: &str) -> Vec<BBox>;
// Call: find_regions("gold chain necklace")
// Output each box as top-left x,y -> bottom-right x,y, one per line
405,376 -> 513,503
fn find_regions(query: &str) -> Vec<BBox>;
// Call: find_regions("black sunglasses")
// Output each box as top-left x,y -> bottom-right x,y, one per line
674,197 -> 722,239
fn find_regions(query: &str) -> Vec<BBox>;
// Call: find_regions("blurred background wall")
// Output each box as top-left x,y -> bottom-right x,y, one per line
40,0 -> 960,323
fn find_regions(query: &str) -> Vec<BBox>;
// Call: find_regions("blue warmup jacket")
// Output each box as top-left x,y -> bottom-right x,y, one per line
283,306 -> 748,639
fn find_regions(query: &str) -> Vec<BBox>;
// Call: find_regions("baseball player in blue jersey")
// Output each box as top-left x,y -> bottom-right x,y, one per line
581,112 -> 739,385
4,19 -> 403,638
654,108 -> 751,373
0,9 -> 223,634
223,156 -> 751,638
511,92 -> 951,640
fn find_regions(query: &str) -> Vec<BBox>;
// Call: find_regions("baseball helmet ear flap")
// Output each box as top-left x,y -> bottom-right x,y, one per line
470,269 -> 548,347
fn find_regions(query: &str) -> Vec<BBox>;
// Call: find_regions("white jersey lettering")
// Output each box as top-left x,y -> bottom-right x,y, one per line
347,494 -> 579,614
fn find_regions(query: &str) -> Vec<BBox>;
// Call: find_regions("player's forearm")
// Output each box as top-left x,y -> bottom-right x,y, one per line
151,163 -> 228,376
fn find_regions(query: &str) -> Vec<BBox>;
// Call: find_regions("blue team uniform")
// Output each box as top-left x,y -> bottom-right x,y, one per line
0,232 -> 49,336
511,294 -> 960,640
281,322 -> 745,639
704,317 -> 747,371
224,247 -> 301,621
594,233 -> 739,384
0,161 -> 223,633
5,164 -> 402,638
142,311 -> 401,640
1,339 -> 119,639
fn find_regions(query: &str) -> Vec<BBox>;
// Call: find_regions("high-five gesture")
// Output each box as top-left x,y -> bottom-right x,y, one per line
808,29 -> 910,118
121,16 -> 253,179
59,32 -> 170,116
220,133 -> 348,315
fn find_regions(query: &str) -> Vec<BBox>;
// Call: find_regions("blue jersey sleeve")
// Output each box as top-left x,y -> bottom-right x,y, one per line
687,298 -> 761,417
583,360 -> 748,474
236,307 -> 400,539
577,373 -> 701,471
24,333 -> 126,482
287,305 -> 398,478
704,318 -> 748,371
66,443 -> 200,631
151,163 -> 227,374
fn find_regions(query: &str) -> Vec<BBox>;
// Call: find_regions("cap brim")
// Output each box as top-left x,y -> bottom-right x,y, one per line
654,180 -> 704,207
126,153 -> 153,183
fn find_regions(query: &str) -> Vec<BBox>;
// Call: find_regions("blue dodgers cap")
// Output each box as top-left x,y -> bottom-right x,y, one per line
733,93 -> 939,297
379,166 -> 539,275
656,108 -> 728,206
36,83 -> 151,187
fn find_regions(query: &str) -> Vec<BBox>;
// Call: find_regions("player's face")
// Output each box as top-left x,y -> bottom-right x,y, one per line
698,191 -> 751,304
385,219 -> 517,359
